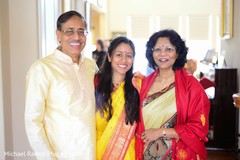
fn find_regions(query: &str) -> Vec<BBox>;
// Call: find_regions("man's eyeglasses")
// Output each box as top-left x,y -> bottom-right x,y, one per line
60,28 -> 88,37
152,46 -> 175,53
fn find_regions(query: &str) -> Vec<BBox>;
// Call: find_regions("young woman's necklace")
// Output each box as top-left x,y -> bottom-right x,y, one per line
113,81 -> 123,90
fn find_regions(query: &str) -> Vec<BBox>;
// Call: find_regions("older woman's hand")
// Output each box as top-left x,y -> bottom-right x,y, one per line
141,128 -> 161,146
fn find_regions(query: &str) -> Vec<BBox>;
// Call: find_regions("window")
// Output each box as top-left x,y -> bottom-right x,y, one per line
38,0 -> 61,58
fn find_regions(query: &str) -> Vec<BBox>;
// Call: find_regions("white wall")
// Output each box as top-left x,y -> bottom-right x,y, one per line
0,0 -> 38,159
221,0 -> 240,92
221,0 -> 240,142
0,0 -> 13,159
0,2 -> 5,159
107,0 -> 220,37
9,0 -> 39,159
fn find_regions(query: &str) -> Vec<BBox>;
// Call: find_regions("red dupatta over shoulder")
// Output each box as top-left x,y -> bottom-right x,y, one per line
135,69 -> 210,160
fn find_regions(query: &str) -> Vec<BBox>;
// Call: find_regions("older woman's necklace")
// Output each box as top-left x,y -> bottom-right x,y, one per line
148,75 -> 175,95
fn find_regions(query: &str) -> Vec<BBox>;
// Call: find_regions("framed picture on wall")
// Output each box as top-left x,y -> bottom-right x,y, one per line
220,0 -> 233,39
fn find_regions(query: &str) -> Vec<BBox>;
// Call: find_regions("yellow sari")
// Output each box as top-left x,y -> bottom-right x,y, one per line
96,82 -> 136,160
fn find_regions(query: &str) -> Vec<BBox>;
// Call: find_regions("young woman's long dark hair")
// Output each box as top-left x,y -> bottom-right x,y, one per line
95,36 -> 139,125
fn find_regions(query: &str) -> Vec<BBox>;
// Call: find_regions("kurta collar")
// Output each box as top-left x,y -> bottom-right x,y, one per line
54,49 -> 83,65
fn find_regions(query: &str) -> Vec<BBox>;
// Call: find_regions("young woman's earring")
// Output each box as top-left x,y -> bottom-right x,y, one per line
108,54 -> 111,62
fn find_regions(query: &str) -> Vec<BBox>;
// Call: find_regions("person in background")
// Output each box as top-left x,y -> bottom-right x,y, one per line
95,36 -> 139,160
184,59 -> 197,75
133,29 -> 210,160
92,38 -> 107,68
25,10 -> 97,160
104,39 -> 111,53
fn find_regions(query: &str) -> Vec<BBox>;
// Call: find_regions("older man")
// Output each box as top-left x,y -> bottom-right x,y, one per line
25,10 -> 97,160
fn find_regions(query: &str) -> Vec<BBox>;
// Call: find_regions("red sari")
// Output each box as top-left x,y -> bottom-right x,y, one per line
135,69 -> 210,160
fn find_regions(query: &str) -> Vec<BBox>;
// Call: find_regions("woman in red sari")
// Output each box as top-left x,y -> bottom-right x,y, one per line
134,29 -> 210,160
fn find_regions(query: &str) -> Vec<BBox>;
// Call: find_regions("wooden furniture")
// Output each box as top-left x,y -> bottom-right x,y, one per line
206,68 -> 238,150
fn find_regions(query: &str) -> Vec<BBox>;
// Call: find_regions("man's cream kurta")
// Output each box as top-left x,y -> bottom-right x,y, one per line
25,49 -> 97,160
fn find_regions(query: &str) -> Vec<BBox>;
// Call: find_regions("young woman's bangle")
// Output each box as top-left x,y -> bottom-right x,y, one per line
163,130 -> 166,138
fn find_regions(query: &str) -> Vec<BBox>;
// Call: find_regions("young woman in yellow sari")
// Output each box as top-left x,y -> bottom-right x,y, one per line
94,36 -> 140,160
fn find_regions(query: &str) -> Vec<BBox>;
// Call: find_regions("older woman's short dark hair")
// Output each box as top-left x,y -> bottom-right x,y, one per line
146,29 -> 188,70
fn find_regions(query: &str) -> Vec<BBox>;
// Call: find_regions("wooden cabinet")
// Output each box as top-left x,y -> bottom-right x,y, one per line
207,68 -> 238,150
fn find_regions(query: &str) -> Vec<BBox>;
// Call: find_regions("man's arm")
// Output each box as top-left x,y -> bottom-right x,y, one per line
25,64 -> 55,160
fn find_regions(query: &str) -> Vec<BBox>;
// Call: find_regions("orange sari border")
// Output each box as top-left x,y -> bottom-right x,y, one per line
102,109 -> 137,160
